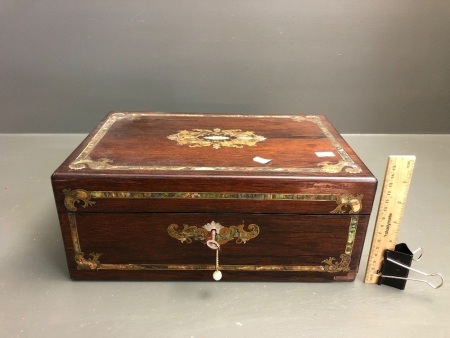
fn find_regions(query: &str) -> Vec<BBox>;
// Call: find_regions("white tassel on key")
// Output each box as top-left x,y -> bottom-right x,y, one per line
213,249 -> 222,281
205,227 -> 223,281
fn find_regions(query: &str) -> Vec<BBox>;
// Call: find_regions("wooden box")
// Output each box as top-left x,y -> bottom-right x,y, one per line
52,112 -> 377,282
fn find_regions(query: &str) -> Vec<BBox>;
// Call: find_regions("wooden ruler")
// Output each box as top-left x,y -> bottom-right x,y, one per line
364,155 -> 416,284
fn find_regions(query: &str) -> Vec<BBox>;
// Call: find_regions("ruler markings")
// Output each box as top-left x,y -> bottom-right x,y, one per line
364,155 -> 416,284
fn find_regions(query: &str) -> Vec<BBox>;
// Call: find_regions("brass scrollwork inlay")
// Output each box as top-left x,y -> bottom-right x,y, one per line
322,254 -> 351,273
68,213 -> 103,270
331,194 -> 363,214
70,157 -> 113,170
321,215 -> 358,272
318,161 -> 362,174
64,189 -> 95,211
75,252 -> 102,270
167,128 -> 266,149
167,221 -> 260,246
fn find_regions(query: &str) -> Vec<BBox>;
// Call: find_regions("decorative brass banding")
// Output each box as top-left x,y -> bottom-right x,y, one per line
70,158 -> 113,171
68,212 -> 103,271
64,189 -> 363,215
321,215 -> 358,272
345,216 -> 358,254
97,263 -> 326,272
318,161 -> 362,174
68,113 -> 361,173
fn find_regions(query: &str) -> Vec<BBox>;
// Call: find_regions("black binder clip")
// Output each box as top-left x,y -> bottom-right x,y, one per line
378,243 -> 444,290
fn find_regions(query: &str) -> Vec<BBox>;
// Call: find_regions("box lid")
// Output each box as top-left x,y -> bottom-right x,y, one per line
52,112 -> 377,214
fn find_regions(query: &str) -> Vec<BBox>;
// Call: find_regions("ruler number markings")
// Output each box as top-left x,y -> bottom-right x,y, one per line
364,156 -> 416,284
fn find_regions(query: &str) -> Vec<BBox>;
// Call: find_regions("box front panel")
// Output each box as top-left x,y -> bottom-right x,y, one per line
61,211 -> 368,281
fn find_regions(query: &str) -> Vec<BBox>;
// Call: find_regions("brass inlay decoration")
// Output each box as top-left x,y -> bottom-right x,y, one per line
68,113 -> 361,173
322,254 -> 351,273
64,189 -> 363,214
167,221 -> 260,246
64,189 -> 95,211
97,263 -> 326,272
167,128 -> 266,149
70,158 -> 113,171
68,213 -> 103,271
331,194 -> 363,214
318,161 -> 362,174
345,215 -> 358,255
321,215 -> 358,272
292,116 -> 362,174
65,189 -> 359,274
75,252 -> 103,270
69,112 -> 132,170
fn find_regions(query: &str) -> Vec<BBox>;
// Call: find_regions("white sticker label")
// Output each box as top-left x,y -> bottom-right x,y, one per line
253,156 -> 272,164
315,151 -> 335,158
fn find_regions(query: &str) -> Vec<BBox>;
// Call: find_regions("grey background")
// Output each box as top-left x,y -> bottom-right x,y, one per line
1,0 -> 449,134
1,134 -> 449,337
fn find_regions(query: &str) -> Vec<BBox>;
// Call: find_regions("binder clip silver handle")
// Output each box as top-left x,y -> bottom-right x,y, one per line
412,247 -> 423,261
378,243 -> 444,290
381,257 -> 444,289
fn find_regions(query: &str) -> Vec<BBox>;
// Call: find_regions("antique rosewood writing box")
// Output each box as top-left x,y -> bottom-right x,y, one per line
52,112 -> 377,282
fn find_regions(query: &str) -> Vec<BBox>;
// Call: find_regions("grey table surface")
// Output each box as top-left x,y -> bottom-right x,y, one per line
0,134 -> 448,338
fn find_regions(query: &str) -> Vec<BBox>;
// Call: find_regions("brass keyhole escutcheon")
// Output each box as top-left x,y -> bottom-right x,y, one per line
167,221 -> 260,281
